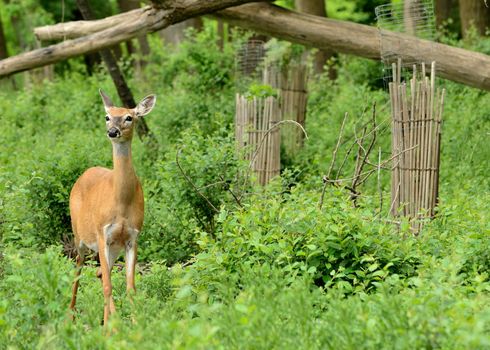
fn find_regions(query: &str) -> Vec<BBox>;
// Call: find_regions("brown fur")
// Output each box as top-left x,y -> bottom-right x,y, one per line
68,90 -> 155,326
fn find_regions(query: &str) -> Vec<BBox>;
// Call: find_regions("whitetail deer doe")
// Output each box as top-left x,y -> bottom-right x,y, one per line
69,90 -> 156,324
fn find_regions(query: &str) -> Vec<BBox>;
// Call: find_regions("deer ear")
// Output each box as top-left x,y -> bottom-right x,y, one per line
99,89 -> 114,112
135,94 -> 156,117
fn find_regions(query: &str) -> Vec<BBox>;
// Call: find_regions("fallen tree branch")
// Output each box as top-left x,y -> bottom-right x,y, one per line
0,0 -> 264,76
4,2 -> 490,90
35,8 -> 142,40
216,3 -> 490,91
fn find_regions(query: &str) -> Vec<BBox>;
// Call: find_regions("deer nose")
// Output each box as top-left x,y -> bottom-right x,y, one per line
107,128 -> 121,138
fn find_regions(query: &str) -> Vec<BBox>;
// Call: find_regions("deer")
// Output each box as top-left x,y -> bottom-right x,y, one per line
69,89 -> 156,325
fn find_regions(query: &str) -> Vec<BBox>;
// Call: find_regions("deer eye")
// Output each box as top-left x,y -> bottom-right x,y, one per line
125,115 -> 133,122
105,115 -> 110,122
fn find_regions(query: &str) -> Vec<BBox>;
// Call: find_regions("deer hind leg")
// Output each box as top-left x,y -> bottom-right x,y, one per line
69,246 -> 86,317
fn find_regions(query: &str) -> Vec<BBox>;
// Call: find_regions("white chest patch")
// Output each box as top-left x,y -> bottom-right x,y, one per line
102,224 -> 140,270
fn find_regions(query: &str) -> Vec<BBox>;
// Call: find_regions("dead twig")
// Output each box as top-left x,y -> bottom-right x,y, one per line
325,145 -> 419,184
240,119 -> 308,198
319,112 -> 348,209
352,103 -> 377,191
327,112 -> 349,179
218,174 -> 243,208
176,148 -> 219,213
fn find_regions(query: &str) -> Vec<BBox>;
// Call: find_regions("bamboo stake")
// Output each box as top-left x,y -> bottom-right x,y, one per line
401,83 -> 410,217
409,66 -> 416,217
427,62 -> 436,217
418,71 -> 427,217
391,62 -> 399,215
434,88 -> 445,211
422,75 -> 431,215
265,98 -> 269,184
416,72 -> 423,219
389,82 -> 397,216
260,97 -> 266,185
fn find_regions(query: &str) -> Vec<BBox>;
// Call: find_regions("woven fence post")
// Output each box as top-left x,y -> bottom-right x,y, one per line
263,65 -> 308,157
390,60 -> 445,233
235,94 -> 281,185
279,65 -> 308,157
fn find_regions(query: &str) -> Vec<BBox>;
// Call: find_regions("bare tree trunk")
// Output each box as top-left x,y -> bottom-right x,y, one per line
435,0 -> 453,28
0,15 -> 8,59
117,0 -> 151,57
295,0 -> 336,79
76,0 -> 152,141
0,13 -> 15,88
217,19 -> 225,49
159,17 -> 203,45
404,0 -> 416,36
459,0 -> 490,37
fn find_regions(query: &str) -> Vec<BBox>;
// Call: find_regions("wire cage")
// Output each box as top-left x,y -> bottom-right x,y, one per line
235,40 -> 267,90
376,0 -> 436,85
234,41 -> 309,184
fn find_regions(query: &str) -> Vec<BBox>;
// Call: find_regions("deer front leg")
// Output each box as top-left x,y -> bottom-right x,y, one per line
98,237 -> 116,325
125,237 -> 137,295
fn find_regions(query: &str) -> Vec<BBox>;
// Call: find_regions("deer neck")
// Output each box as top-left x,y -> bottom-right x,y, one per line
111,141 -> 138,205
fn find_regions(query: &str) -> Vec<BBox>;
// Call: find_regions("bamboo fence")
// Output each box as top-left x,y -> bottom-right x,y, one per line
389,60 -> 445,233
235,94 -> 281,185
263,65 -> 308,157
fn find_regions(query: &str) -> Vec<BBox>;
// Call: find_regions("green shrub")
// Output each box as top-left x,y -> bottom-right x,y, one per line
0,73 -> 113,248
139,125 -> 248,264
0,20 -> 489,350
0,246 -> 72,347
141,26 -> 237,144
196,185 -> 419,294
21,139 -> 110,247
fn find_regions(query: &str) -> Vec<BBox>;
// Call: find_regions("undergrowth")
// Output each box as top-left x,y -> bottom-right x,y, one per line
0,21 -> 489,350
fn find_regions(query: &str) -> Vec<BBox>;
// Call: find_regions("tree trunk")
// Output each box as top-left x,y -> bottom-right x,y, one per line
159,17 -> 203,45
76,0 -> 152,141
215,3 -> 490,90
0,14 -> 8,59
217,19 -> 225,49
295,0 -> 336,78
435,0 -> 453,28
459,0 -> 490,37
0,13 -> 15,88
403,0 -> 416,36
117,0 -> 151,57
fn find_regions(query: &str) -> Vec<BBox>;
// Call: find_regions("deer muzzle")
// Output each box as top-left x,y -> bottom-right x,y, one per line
107,127 -> 121,139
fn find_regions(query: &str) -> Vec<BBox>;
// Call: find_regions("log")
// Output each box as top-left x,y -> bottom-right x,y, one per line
0,0 -> 263,77
4,2 -> 490,91
34,9 -> 141,40
215,3 -> 490,91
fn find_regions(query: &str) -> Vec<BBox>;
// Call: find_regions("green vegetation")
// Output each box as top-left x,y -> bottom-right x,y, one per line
0,14 -> 489,350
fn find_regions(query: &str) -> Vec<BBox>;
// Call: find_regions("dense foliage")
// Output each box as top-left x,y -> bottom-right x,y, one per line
0,12 -> 489,350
